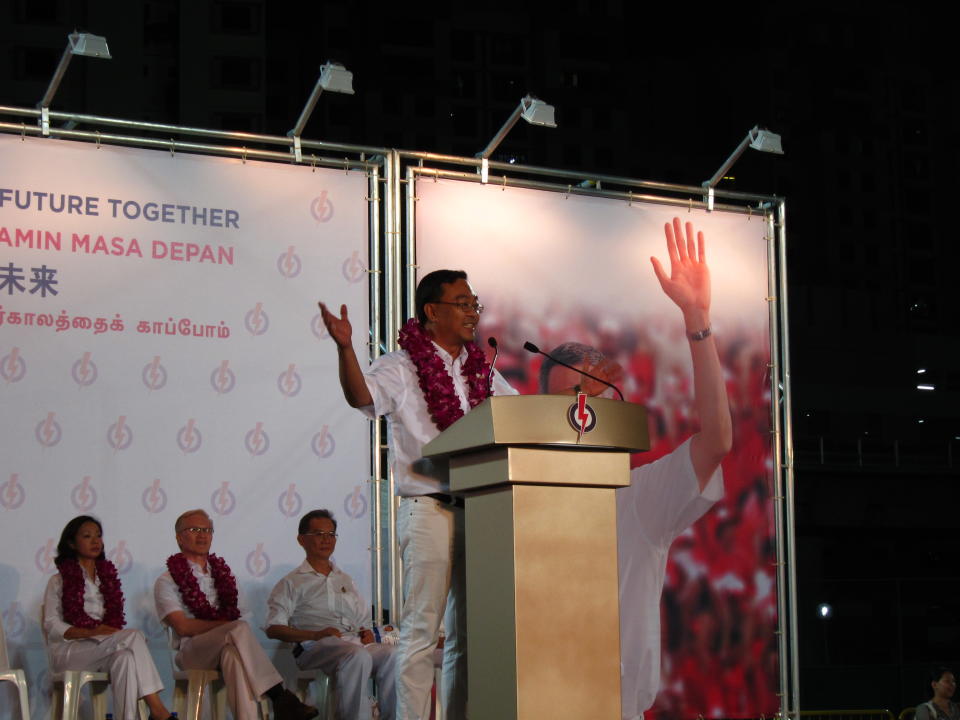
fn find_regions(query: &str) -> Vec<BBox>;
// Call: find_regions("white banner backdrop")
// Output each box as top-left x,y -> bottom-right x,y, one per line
414,178 -> 778,719
0,134 -> 372,719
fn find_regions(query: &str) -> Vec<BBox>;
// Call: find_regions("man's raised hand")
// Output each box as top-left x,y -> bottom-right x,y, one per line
650,217 -> 711,322
318,302 -> 353,349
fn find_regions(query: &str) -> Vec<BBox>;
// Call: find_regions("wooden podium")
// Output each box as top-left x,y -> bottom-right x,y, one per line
422,395 -> 648,720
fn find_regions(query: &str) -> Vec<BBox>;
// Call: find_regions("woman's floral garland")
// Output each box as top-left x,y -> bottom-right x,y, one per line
166,553 -> 240,621
397,318 -> 492,431
57,558 -> 126,629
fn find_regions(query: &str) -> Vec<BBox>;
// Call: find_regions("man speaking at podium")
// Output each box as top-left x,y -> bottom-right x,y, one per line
319,270 -> 516,720
539,217 -> 732,720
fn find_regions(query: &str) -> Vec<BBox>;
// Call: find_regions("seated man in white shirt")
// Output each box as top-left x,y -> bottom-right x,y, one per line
154,508 -> 317,720
265,509 -> 396,720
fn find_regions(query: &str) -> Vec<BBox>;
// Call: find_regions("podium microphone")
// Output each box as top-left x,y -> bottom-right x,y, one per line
487,337 -> 499,393
523,341 -> 624,401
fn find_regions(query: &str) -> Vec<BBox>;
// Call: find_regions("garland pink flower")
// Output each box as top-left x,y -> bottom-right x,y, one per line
57,558 -> 126,629
166,553 -> 240,621
397,318 -> 492,431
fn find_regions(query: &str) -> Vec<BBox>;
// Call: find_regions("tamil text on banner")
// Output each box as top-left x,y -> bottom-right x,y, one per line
0,134 -> 372,718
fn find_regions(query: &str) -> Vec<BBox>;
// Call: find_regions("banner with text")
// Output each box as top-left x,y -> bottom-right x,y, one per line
414,178 -> 778,719
0,134 -> 372,718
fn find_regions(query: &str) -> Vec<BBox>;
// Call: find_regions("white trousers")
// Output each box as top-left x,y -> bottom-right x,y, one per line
297,638 -> 397,720
396,497 -> 466,720
49,629 -> 163,720
176,620 -> 282,720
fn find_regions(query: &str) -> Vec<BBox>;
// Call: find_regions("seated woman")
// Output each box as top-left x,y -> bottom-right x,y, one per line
916,667 -> 959,720
43,515 -> 173,720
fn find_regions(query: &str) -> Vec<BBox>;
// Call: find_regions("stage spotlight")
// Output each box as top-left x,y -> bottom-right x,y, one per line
38,32 -> 112,135
288,61 -> 355,162
476,94 -> 557,182
702,125 -> 784,209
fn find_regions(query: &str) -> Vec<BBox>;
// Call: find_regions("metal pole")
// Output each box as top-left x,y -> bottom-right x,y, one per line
369,164 -> 384,626
767,210 -> 791,718
703,126 -> 757,189
289,78 -> 324,139
406,165 -> 768,217
0,104 -> 388,155
385,149 -> 402,618
0,121 -> 379,170
777,200 -> 801,719
405,165 -> 418,318
38,42 -> 75,110
477,103 -> 523,160
397,148 -> 778,204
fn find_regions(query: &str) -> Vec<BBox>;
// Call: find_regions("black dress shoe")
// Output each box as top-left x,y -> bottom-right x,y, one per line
272,688 -> 319,720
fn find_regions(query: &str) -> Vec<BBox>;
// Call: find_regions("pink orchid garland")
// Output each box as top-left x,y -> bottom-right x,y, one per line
166,553 -> 241,621
57,558 -> 126,629
397,318 -> 492,431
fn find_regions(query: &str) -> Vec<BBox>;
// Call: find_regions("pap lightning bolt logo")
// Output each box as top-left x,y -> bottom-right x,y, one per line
311,425 -> 335,458
341,250 -> 366,283
1,473 -> 25,510
35,411 -> 62,447
142,478 -> 167,513
210,481 -> 237,515
343,485 -> 367,519
177,418 -> 202,453
277,364 -> 302,397
245,542 -> 270,577
142,355 -> 168,390
71,475 -> 96,511
277,246 -> 302,278
210,360 -> 236,394
244,422 -> 270,457
79,352 -> 92,381
277,485 -> 302,517
1,346 -> 26,382
244,302 -> 269,336
566,393 -> 596,439
107,415 -> 133,450
148,356 -> 161,386
43,413 -> 56,443
35,538 -> 56,572
251,423 -> 264,453
109,540 -> 133,573
71,352 -> 98,387
577,393 -> 589,439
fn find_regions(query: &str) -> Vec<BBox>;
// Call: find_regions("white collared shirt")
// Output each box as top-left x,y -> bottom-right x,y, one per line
42,572 -> 105,644
264,559 -> 368,634
617,438 -> 724,719
361,344 -> 517,496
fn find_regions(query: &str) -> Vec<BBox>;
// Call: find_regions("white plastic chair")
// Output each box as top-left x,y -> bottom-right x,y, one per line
165,626 -> 269,720
292,662 -> 337,720
0,613 -> 30,720
165,626 -> 227,720
41,604 -> 148,720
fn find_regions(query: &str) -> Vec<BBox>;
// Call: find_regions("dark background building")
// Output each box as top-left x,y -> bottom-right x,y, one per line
2,0 -> 957,712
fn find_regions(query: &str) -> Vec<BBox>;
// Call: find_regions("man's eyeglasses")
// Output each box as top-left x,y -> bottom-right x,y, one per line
180,526 -> 214,535
301,531 -> 338,538
431,300 -> 484,314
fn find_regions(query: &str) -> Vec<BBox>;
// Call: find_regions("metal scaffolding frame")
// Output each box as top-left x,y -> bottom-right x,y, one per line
0,104 -> 797,715
394,148 -> 799,718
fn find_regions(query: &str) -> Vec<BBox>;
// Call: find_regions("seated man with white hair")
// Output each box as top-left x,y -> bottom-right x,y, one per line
154,508 -> 317,720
